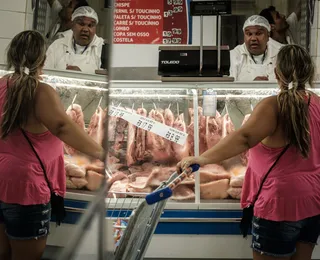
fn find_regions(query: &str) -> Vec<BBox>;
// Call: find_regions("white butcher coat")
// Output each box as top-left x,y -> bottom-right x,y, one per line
229,38 -> 284,82
45,30 -> 105,74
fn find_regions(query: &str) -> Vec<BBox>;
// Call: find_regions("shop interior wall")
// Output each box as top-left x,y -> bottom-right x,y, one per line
0,0 -> 33,64
0,0 -> 318,79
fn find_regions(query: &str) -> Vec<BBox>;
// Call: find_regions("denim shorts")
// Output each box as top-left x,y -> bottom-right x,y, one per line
0,201 -> 51,240
252,215 -> 320,257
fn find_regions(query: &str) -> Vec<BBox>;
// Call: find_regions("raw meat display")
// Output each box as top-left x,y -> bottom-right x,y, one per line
171,185 -> 195,201
126,112 -> 137,166
227,165 -> 247,199
86,170 -> 104,191
227,187 -> 242,199
64,104 -> 85,155
66,104 -> 85,130
200,179 -> 230,199
135,108 -> 148,161
87,107 -> 107,146
172,114 -> 189,161
146,109 -> 172,162
206,111 -> 222,149
63,102 -> 250,201
164,107 -> 175,127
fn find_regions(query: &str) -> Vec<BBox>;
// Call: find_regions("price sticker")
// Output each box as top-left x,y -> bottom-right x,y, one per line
108,106 -> 188,146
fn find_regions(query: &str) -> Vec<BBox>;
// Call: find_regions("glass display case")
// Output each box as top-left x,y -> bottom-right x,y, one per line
2,66 -> 320,258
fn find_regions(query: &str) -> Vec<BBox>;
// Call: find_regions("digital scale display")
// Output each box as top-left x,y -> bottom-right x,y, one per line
190,1 -> 232,16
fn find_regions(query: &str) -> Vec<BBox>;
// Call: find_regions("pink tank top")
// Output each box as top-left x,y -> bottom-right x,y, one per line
241,94 -> 320,221
0,77 -> 65,205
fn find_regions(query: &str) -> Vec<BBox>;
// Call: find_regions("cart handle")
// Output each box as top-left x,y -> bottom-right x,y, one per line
145,164 -> 200,205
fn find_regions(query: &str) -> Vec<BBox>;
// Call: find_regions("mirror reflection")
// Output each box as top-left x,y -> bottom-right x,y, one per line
30,0 -> 314,80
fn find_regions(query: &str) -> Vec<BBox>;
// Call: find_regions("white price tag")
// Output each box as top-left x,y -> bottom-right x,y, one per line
109,106 -> 188,146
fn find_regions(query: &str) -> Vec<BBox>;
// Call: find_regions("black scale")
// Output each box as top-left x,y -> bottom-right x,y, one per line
158,0 -> 234,81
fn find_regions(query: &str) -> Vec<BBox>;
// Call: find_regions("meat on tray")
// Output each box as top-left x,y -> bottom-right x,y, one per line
64,104 -> 85,155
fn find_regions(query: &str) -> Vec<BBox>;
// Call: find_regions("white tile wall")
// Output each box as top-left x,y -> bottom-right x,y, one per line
0,0 -> 27,13
0,39 -> 12,64
0,11 -> 26,39
0,0 -> 33,64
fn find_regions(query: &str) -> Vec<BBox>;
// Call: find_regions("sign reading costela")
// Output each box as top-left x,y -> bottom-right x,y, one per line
113,0 -> 190,44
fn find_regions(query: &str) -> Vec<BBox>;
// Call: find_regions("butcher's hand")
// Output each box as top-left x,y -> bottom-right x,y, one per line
66,65 -> 81,71
176,156 -> 210,174
253,76 -> 269,81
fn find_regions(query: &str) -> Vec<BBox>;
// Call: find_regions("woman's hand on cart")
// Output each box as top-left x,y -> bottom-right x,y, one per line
176,156 -> 210,174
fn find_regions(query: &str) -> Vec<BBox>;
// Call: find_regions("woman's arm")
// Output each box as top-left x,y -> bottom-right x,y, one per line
34,83 -> 104,160
177,96 -> 279,171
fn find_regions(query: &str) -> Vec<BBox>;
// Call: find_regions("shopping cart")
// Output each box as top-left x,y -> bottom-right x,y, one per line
106,164 -> 199,260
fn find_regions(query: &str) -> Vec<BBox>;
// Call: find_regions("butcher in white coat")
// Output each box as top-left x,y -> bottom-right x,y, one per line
229,15 -> 283,82
45,6 -> 106,74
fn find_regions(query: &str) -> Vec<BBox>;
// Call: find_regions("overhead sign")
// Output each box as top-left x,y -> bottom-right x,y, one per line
113,0 -> 192,44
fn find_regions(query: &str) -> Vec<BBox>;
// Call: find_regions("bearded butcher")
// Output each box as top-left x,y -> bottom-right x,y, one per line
229,15 -> 283,82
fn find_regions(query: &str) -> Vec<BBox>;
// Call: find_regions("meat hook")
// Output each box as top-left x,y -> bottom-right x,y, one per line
176,102 -> 179,117
168,103 -> 171,109
153,102 -> 157,110
250,100 -> 254,112
96,96 -> 103,111
71,93 -> 78,109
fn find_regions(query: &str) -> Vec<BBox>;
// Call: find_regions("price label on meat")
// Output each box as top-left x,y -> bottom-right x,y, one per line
114,0 -> 191,44
109,106 -> 188,146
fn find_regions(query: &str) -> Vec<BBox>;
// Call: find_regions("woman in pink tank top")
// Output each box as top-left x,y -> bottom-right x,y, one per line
0,31 -> 104,259
178,44 -> 320,260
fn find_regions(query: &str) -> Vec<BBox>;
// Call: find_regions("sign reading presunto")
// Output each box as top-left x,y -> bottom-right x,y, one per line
113,0 -> 192,44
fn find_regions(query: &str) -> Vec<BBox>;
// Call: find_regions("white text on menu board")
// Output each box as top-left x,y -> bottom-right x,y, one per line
114,1 -> 162,43
108,106 -> 188,146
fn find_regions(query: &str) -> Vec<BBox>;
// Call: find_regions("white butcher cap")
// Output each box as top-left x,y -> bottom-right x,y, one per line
72,6 -> 99,24
243,15 -> 271,32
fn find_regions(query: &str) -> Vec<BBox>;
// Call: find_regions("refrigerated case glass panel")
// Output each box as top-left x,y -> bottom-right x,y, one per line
106,85 -> 197,204
196,83 -> 320,203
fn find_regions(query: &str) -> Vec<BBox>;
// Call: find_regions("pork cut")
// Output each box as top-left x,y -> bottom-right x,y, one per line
200,179 -> 230,199
199,171 -> 231,184
172,114 -> 189,162
126,109 -> 137,166
164,108 -> 175,127
70,177 -> 88,189
108,114 -> 117,141
221,114 -> 235,138
64,104 -> 85,155
87,107 -> 107,146
135,108 -> 148,161
66,104 -> 85,130
86,170 -> 104,191
206,111 -> 222,149
227,187 -> 242,199
146,109 -> 172,162
171,185 -> 195,201
113,118 -> 128,150
65,163 -> 86,178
